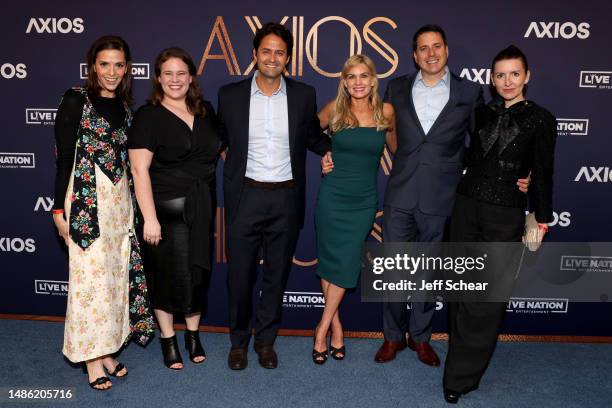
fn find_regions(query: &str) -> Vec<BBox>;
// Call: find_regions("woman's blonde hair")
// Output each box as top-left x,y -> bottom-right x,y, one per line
329,54 -> 391,134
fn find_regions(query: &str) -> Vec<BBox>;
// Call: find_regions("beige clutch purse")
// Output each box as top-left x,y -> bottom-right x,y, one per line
523,212 -> 545,252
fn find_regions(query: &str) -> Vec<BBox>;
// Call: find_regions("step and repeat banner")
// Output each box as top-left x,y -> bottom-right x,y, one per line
1,0 -> 611,336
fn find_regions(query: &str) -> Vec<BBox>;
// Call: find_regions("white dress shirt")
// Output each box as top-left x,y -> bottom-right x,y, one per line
246,71 -> 292,182
412,68 -> 450,135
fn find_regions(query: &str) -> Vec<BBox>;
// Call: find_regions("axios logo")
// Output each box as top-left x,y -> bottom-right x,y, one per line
579,71 -> 612,89
557,118 -> 588,136
407,301 -> 444,311
1,63 -> 27,79
561,256 -> 612,273
460,68 -> 491,85
35,280 -> 68,296
524,22 -> 590,39
281,291 -> 325,308
26,108 -> 57,125
574,166 -> 612,182
506,297 -> 569,314
549,211 -> 571,227
199,16 -> 399,78
26,17 -> 84,34
532,210 -> 572,227
79,63 -> 149,79
0,153 -> 35,168
0,237 -> 36,253
34,197 -> 54,212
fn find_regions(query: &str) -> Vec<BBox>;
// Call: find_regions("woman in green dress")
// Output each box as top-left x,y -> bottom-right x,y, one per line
313,54 -> 396,364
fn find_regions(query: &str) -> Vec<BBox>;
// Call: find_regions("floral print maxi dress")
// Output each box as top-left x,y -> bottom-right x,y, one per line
62,88 -> 153,363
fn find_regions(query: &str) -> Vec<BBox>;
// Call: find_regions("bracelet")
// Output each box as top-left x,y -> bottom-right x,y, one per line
537,223 -> 549,232
52,209 -> 65,214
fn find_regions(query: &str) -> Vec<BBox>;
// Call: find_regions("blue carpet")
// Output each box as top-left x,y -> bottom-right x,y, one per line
1,319 -> 610,407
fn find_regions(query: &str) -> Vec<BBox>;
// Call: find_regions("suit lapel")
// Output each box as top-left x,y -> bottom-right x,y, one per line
404,74 -> 427,139
427,72 -> 462,137
237,78 -> 252,168
286,77 -> 297,159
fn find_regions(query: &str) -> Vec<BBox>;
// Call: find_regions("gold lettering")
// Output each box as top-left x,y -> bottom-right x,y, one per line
306,16 -> 362,78
380,145 -> 393,176
198,16 -> 241,76
298,16 -> 304,76
370,211 -> 384,242
363,17 -> 399,78
293,256 -> 318,267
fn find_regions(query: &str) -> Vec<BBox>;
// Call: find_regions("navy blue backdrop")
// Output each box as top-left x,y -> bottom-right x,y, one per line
1,0 -> 611,336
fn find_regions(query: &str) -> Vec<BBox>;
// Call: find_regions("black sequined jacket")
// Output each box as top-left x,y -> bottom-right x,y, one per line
456,98 -> 557,223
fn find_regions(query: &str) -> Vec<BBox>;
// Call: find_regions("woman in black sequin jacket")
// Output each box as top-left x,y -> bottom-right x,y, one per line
442,45 -> 557,403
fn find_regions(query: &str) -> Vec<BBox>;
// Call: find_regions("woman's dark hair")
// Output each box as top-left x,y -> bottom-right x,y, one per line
253,22 -> 293,57
85,35 -> 133,104
148,47 -> 206,116
412,24 -> 447,51
491,45 -> 529,72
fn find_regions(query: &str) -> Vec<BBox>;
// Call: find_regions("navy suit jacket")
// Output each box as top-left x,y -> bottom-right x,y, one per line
383,71 -> 483,216
217,76 -> 330,228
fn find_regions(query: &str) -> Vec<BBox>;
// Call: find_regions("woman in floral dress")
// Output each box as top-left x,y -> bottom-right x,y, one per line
52,35 -> 154,390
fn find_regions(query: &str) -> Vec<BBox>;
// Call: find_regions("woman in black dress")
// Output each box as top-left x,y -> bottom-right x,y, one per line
442,45 -> 556,403
129,47 -> 219,369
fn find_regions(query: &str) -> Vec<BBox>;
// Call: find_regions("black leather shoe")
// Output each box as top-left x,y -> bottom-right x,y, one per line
254,344 -> 278,369
228,347 -> 248,370
444,389 -> 460,404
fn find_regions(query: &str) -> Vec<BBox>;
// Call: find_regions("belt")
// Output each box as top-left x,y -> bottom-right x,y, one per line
244,177 -> 295,190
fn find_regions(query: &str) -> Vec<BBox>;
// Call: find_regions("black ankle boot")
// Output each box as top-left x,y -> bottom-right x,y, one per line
184,329 -> 206,364
160,335 -> 183,369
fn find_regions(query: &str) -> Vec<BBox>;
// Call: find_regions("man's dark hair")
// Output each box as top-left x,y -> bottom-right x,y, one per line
412,24 -> 447,51
253,22 -> 293,57
491,44 -> 529,72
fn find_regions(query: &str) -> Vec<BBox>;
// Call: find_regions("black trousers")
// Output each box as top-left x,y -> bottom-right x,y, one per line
227,183 -> 299,348
443,194 -> 524,393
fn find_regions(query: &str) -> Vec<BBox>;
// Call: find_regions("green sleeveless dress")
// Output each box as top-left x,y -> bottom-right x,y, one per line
315,127 -> 386,288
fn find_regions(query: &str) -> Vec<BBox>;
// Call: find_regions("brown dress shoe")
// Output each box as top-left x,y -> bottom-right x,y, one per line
407,337 -> 440,366
228,347 -> 248,370
374,339 -> 408,363
254,345 -> 278,369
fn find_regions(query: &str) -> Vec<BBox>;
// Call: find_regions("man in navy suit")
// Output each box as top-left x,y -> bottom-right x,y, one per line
217,22 -> 330,370
375,24 -> 484,367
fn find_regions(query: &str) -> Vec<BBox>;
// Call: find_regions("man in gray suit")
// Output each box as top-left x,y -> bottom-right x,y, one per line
375,24 -> 482,366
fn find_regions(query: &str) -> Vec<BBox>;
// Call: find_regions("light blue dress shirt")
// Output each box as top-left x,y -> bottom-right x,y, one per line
412,68 -> 450,135
246,71 -> 292,182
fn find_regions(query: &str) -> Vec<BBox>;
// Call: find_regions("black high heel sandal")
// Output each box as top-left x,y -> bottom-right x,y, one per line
329,345 -> 346,360
107,362 -> 128,377
89,376 -> 111,391
184,329 -> 206,364
312,348 -> 328,365
312,331 -> 328,365
160,335 -> 183,369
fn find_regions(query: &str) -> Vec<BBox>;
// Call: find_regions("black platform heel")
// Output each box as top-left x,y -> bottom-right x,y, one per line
184,329 -> 206,364
160,335 -> 183,369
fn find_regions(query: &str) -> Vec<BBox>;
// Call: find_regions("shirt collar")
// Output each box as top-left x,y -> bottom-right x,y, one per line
415,67 -> 450,88
251,70 -> 287,96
